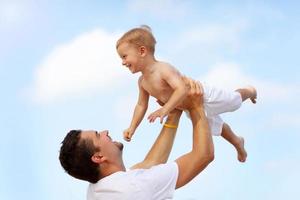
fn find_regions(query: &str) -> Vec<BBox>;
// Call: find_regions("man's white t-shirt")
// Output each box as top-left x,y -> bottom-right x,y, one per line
87,162 -> 178,200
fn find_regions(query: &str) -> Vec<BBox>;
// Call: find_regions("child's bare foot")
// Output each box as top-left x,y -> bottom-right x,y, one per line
236,137 -> 247,162
246,86 -> 257,104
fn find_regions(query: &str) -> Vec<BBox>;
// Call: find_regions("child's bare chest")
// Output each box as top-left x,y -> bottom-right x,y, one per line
141,76 -> 172,101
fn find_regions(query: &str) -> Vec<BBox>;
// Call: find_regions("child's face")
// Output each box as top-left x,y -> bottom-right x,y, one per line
117,42 -> 143,74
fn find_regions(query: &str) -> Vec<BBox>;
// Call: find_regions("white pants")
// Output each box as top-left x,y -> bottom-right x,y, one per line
186,83 -> 242,136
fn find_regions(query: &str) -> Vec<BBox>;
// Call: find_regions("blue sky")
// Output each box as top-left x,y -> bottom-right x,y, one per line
1,0 -> 299,199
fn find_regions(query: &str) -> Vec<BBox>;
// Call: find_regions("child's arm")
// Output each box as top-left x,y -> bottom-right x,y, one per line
124,77 -> 149,141
148,67 -> 188,123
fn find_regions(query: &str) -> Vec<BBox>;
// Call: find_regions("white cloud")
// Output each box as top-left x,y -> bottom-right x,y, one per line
198,62 -> 299,104
26,29 -> 130,104
127,0 -> 187,19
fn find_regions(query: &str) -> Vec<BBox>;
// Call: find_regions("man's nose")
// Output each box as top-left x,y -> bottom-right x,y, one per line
100,130 -> 109,135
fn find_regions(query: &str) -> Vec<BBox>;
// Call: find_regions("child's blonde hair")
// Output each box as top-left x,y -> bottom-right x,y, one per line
116,25 -> 157,54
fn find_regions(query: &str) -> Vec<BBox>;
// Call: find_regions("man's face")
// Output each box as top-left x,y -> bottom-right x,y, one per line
117,42 -> 143,74
80,130 -> 123,162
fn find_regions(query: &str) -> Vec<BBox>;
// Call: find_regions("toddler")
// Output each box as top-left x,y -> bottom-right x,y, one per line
116,26 -> 257,162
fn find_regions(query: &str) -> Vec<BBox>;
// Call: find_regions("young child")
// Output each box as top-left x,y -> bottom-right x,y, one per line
116,25 -> 257,162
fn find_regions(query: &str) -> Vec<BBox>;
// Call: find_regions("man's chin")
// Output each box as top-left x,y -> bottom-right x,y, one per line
114,141 -> 124,151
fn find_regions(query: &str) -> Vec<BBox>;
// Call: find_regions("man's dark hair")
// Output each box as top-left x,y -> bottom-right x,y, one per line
59,130 -> 100,183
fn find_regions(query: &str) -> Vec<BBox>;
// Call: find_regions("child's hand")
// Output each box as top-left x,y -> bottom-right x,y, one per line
147,108 -> 168,123
123,128 -> 135,142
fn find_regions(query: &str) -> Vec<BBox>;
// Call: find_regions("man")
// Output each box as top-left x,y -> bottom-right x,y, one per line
59,79 -> 214,199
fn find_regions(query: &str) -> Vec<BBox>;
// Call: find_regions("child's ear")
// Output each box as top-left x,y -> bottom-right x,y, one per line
140,46 -> 147,56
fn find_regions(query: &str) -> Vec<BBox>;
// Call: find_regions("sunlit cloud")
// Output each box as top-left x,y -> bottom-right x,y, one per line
26,29 -> 130,104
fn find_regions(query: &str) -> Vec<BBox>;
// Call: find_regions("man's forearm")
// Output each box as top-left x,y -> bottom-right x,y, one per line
131,110 -> 182,169
190,107 -> 214,157
174,106 -> 214,189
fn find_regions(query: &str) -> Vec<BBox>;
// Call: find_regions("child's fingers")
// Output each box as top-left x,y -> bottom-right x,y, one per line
123,134 -> 129,141
160,116 -> 164,124
124,133 -> 132,142
152,116 -> 158,123
147,113 -> 154,120
150,116 -> 156,123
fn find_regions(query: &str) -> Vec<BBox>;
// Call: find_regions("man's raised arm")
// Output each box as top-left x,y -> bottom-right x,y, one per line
130,109 -> 182,169
175,87 -> 214,189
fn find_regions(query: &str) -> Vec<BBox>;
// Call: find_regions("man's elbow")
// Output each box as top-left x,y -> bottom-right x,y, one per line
207,145 -> 215,162
198,149 -> 214,165
206,151 -> 214,163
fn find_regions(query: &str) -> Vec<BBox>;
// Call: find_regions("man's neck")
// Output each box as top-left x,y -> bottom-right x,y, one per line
99,161 -> 126,179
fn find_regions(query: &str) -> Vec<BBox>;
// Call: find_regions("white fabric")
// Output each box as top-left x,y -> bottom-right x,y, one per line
186,82 -> 242,136
87,162 -> 178,200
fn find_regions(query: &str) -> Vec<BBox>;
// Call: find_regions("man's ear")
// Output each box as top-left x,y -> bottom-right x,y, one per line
91,152 -> 107,164
139,46 -> 147,56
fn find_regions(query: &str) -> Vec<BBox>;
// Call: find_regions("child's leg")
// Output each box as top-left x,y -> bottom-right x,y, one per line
235,86 -> 257,103
221,123 -> 247,162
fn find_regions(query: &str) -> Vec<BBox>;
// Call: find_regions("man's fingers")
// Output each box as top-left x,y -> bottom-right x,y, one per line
189,80 -> 196,96
194,81 -> 200,95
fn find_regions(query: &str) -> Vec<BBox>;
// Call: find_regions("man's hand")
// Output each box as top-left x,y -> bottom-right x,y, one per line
183,76 -> 202,96
123,127 -> 135,142
147,107 -> 168,124
181,76 -> 203,110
